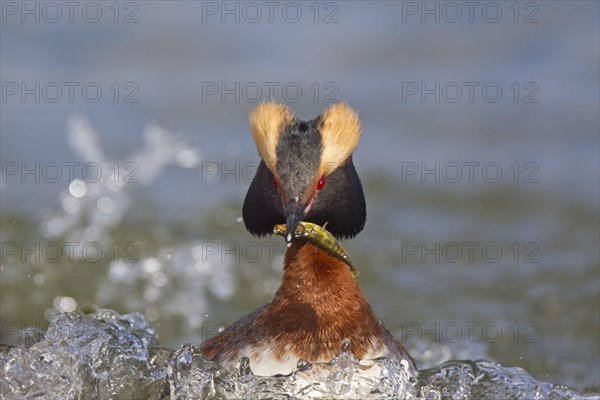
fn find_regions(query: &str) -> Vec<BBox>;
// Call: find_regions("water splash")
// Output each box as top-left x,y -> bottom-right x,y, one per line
0,310 -> 168,399
21,116 -> 230,339
100,241 -> 236,333
40,115 -> 200,244
169,341 -> 416,399
1,310 -> 595,399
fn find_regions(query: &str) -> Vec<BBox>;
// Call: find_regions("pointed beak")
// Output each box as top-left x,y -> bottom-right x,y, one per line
284,200 -> 306,244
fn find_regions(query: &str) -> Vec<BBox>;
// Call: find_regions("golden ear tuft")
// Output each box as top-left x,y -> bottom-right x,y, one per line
319,102 -> 362,176
249,101 -> 293,171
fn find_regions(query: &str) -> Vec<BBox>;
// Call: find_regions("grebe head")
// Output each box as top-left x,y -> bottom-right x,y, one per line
242,101 -> 366,241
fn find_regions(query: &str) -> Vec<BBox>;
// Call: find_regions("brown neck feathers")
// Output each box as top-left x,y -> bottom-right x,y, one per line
254,239 -> 385,361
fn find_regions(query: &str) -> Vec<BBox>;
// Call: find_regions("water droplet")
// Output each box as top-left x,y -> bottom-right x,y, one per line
54,296 -> 77,313
109,261 -> 136,284
142,257 -> 162,275
69,179 -> 87,198
145,307 -> 160,322
176,147 -> 200,168
33,273 -> 46,285
152,272 -> 169,287
62,195 -> 80,214
97,196 -> 114,213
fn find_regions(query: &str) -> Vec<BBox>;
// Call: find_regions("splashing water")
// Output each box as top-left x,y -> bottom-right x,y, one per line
41,114 -> 200,243
1,310 -> 595,399
18,116 -> 234,339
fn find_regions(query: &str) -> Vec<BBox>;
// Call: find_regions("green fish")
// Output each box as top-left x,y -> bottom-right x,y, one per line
274,221 -> 359,278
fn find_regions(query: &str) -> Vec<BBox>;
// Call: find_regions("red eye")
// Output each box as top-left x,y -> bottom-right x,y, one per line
317,176 -> 325,190
273,178 -> 278,189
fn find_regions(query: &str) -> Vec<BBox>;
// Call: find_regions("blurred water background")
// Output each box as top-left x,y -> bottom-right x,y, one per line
1,0 -> 598,396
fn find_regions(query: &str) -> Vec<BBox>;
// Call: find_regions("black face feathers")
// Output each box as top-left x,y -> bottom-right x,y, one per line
243,102 -> 366,239
303,157 -> 366,238
242,160 -> 284,237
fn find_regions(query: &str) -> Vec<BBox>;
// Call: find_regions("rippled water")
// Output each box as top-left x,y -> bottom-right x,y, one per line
1,1 -> 599,398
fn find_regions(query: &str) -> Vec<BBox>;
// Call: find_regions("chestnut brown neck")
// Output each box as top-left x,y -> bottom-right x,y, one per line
276,239 -> 364,307
255,239 -> 386,361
